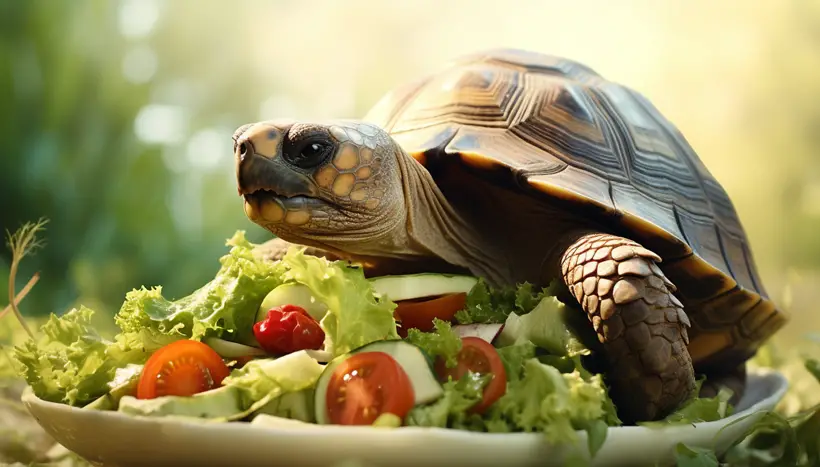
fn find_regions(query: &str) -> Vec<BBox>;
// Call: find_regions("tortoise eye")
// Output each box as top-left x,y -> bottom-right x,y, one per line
285,138 -> 332,169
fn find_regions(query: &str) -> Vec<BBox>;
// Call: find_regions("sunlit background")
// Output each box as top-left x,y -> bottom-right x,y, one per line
2,0 -> 820,356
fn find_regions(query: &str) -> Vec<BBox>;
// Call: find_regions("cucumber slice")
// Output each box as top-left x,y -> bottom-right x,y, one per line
84,364 -> 143,411
369,273 -> 478,302
258,283 -> 329,323
203,337 -> 267,358
313,340 -> 443,425
453,324 -> 504,343
304,349 -> 332,363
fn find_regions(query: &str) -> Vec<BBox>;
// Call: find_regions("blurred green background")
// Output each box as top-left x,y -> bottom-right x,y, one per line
1,0 -> 819,341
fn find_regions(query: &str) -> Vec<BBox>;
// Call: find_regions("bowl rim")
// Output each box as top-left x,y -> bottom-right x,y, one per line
20,366 -> 790,441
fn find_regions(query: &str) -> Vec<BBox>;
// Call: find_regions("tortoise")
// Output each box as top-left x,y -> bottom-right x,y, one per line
232,49 -> 787,422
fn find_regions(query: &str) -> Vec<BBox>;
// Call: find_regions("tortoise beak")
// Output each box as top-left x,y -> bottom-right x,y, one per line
235,138 -> 318,199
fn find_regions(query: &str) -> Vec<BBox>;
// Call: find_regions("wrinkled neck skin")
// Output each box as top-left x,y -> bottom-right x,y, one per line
390,149 -> 509,285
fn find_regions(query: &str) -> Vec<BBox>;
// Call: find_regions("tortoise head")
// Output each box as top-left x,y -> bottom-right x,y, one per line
234,120 -> 406,254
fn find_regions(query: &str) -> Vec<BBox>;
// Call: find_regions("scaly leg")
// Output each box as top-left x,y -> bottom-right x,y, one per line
561,232 -> 696,422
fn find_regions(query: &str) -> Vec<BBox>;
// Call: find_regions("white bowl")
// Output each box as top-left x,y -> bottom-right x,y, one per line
22,368 -> 788,467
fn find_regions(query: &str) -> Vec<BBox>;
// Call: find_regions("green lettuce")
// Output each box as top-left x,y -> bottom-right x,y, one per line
492,359 -> 610,446
280,248 -> 399,356
115,231 -> 287,347
497,340 -> 537,382
641,380 -> 734,427
674,443 -> 720,467
405,372 -> 490,429
721,358 -> 820,466
13,307 -> 145,406
14,231 -> 289,406
454,279 -> 555,324
406,355 -> 615,457
495,295 -> 590,357
222,350 -> 324,412
404,319 -> 462,368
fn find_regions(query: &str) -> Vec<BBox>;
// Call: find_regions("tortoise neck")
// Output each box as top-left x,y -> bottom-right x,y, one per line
394,148 -> 506,284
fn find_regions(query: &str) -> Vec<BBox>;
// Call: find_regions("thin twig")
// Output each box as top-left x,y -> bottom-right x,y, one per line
0,272 -> 39,320
5,218 -> 48,340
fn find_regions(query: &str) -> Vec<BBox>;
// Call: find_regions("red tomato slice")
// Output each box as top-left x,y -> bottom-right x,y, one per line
136,340 -> 231,400
394,292 -> 466,337
325,351 -> 415,425
434,336 -> 507,414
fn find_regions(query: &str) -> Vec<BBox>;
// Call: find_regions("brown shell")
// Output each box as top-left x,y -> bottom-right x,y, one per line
364,49 -> 787,371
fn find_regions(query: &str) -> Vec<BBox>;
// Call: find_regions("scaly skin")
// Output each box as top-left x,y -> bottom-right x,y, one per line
561,232 -> 696,422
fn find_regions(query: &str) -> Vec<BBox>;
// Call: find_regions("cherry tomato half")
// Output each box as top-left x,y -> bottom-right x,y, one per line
325,351 -> 415,425
136,339 -> 231,400
394,292 -> 466,337
434,337 -> 507,414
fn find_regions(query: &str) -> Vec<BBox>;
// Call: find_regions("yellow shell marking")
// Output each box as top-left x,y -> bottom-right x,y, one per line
333,144 -> 360,170
285,210 -> 311,226
261,201 -> 285,222
332,173 -> 356,197
356,166 -> 371,180
350,189 -> 368,202
244,201 -> 259,220
315,165 -> 338,189
245,124 -> 281,158
365,198 -> 380,210
360,147 -> 373,162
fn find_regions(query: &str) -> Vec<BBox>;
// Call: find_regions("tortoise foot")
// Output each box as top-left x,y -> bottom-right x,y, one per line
561,232 -> 697,423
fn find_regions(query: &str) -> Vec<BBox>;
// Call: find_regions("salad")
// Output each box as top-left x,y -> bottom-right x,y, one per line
5,224 -> 734,462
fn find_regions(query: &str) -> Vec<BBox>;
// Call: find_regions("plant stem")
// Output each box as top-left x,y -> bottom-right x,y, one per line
4,218 -> 48,342
8,259 -> 35,340
0,273 -> 39,320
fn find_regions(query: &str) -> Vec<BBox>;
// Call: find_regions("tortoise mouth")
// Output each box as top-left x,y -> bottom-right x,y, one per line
243,189 -> 327,211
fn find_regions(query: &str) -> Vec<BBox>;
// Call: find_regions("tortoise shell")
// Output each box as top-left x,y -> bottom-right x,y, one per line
363,49 -> 787,372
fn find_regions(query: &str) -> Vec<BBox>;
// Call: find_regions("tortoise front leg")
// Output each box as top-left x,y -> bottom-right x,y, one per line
561,232 -> 696,422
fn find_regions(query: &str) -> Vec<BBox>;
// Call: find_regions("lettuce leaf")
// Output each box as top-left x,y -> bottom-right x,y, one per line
454,279 -> 554,325
491,359 -> 609,446
222,350 -> 324,411
496,340 -> 537,382
641,380 -> 734,427
721,358 -> 820,466
405,372 -> 490,429
674,443 -> 719,467
13,306 -> 146,406
114,231 -> 286,348
281,248 -> 399,356
495,296 -> 590,357
14,231 -> 289,406
404,319 -> 462,368
406,355 -> 613,457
